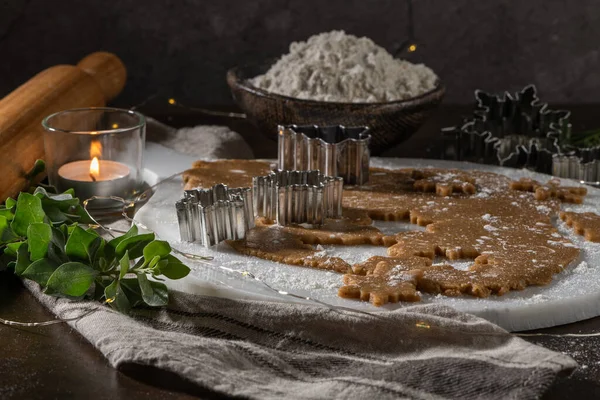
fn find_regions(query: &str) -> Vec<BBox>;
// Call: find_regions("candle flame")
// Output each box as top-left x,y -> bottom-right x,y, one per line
90,157 -> 100,180
90,140 -> 102,159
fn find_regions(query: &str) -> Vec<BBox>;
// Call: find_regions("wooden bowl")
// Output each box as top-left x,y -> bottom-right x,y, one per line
226,61 -> 445,155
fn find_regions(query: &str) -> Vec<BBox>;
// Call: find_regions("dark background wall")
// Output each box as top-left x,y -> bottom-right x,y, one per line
1,0 -> 599,107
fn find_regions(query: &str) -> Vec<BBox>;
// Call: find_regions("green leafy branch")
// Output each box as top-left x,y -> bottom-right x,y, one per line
564,128 -> 600,148
0,161 -> 190,313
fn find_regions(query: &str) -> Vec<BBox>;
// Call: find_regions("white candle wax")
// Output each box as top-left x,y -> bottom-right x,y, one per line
57,160 -> 132,208
58,159 -> 130,181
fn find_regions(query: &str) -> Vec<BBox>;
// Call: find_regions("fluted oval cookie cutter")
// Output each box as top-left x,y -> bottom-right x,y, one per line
552,153 -> 600,186
176,184 -> 254,247
278,124 -> 371,185
253,169 -> 343,226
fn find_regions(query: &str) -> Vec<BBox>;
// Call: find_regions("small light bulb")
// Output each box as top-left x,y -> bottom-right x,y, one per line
111,123 -> 119,129
168,98 -> 176,105
408,44 -> 417,52
415,321 -> 430,329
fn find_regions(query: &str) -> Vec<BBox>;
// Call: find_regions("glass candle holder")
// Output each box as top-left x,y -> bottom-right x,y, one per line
42,108 -> 146,208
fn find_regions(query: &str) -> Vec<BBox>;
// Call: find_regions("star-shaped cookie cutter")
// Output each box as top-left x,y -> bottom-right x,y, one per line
278,124 -> 371,185
441,85 -> 571,174
176,184 -> 254,247
253,169 -> 343,225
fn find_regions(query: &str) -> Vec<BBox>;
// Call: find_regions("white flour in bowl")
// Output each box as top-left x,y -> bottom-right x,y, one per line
250,30 -> 438,103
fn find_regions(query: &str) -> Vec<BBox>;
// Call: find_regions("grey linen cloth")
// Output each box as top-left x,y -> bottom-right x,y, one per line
24,280 -> 575,400
22,120 -> 576,398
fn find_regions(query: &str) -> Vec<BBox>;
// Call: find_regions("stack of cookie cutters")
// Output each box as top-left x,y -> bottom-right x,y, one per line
278,124 -> 371,185
253,169 -> 343,225
175,184 -> 254,247
176,124 -> 367,244
440,85 -> 572,176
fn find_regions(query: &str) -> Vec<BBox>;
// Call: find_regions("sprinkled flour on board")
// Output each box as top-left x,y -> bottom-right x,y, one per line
251,30 -> 438,103
137,158 -> 600,332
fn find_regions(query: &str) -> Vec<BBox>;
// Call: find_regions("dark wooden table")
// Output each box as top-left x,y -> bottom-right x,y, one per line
3,104 -> 600,399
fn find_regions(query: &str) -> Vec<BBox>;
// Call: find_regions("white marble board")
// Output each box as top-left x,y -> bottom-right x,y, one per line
139,143 -> 600,332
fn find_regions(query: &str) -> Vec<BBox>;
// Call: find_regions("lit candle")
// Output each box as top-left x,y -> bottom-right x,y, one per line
57,158 -> 131,207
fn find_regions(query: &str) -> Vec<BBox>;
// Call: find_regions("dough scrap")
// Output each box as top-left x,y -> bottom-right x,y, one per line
560,211 -> 600,242
338,260 -> 423,306
227,226 -> 352,273
411,169 -> 476,196
510,177 -> 587,204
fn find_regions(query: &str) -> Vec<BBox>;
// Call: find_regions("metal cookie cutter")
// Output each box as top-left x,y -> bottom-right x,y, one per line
278,124 -> 371,185
552,152 -> 600,187
440,85 -> 571,174
176,184 -> 254,247
253,170 -> 343,225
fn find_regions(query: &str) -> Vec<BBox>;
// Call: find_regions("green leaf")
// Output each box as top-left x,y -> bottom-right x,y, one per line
46,262 -> 97,297
24,159 -> 46,180
50,226 -> 66,249
157,255 -> 190,280
119,252 -> 130,280
71,206 -> 94,225
43,206 -> 70,225
97,257 -> 109,272
120,278 -> 145,307
104,280 -> 131,313
47,227 -> 69,265
115,233 -> 155,259
10,193 -> 46,237
5,241 -> 25,257
87,236 -> 104,265
5,198 -> 16,210
65,226 -> 99,261
22,258 -> 58,285
0,207 -> 14,221
102,244 -> 115,266
59,224 -> 69,239
0,215 -> 17,243
143,240 -> 171,261
34,187 -> 79,206
137,273 -> 168,306
27,223 -> 52,261
148,255 -> 161,269
35,187 -> 87,226
14,243 -> 31,275
108,225 -> 138,249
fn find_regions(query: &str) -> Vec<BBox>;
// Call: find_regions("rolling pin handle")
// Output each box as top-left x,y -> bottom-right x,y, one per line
77,52 -> 127,102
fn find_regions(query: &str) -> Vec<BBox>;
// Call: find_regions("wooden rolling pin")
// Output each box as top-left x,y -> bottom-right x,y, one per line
0,52 -> 127,201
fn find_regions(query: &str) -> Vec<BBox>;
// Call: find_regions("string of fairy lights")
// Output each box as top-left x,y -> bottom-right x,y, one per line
394,0 -> 418,56
10,1 -> 600,342
3,172 -> 600,342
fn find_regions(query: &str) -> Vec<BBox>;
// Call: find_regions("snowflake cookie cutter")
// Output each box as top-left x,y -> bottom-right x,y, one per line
176,184 -> 254,247
440,85 -> 571,175
253,169 -> 343,226
277,124 -> 371,185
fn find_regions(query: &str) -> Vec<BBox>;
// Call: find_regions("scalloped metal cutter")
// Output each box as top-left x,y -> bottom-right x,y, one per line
253,169 -> 343,225
278,124 -> 371,185
176,184 -> 254,246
